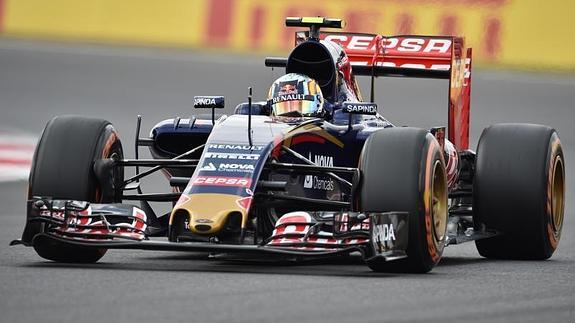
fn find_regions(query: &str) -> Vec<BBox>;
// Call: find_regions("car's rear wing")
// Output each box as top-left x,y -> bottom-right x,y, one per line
265,31 -> 472,150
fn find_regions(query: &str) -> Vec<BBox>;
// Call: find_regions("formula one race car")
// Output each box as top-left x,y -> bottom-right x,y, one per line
12,17 -> 565,273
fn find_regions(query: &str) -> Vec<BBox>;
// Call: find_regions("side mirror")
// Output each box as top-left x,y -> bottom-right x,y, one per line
193,96 -> 225,109
342,102 -> 378,115
194,96 -> 225,125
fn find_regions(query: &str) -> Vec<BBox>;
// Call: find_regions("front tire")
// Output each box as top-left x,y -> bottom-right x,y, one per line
474,123 -> 565,259
25,116 -> 123,263
358,128 -> 448,273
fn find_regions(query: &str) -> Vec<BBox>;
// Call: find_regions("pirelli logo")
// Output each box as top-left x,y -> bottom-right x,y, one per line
204,152 -> 260,160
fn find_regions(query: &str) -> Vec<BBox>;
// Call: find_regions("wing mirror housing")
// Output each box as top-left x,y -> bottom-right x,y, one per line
194,96 -> 225,125
193,96 -> 225,110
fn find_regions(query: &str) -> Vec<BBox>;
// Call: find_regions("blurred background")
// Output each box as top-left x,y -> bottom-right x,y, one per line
1,0 -> 573,71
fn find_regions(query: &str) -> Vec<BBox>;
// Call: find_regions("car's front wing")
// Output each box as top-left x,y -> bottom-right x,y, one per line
12,198 -> 409,262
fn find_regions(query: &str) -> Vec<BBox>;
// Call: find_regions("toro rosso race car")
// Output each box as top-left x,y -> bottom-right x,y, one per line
12,17 -> 566,273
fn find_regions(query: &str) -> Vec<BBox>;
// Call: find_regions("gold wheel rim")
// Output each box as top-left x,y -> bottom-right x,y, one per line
551,156 -> 565,232
431,160 -> 448,243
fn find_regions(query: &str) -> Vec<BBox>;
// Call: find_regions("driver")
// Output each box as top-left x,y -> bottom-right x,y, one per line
267,73 -> 324,117
266,72 -> 458,186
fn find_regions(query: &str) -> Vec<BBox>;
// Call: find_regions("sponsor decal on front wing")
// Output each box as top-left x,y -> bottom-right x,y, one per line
370,212 -> 409,255
373,223 -> 396,243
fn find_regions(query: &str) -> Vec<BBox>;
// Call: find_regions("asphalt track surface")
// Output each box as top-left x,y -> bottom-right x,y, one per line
1,39 -> 574,323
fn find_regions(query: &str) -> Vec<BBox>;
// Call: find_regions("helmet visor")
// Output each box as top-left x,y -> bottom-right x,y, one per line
271,94 -> 318,116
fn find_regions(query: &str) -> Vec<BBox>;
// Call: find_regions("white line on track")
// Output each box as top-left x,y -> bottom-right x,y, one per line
0,131 -> 37,183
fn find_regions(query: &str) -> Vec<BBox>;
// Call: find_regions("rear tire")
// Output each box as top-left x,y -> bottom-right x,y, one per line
474,123 -> 565,259
25,116 -> 123,263
358,128 -> 448,273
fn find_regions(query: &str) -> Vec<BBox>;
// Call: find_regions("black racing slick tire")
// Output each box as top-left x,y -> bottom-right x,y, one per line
474,124 -> 565,260
358,128 -> 448,273
25,116 -> 123,263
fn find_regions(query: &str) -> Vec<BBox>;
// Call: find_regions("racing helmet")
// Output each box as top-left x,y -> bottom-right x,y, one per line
267,73 -> 324,117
